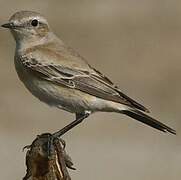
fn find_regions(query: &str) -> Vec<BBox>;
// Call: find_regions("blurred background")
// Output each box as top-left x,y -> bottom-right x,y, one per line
0,0 -> 180,179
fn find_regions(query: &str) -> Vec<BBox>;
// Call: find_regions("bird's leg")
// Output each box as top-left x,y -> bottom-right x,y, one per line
53,111 -> 90,138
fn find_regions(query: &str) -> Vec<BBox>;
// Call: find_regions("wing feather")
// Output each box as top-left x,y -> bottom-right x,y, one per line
21,56 -> 149,112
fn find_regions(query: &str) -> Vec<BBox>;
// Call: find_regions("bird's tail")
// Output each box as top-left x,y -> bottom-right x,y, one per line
122,109 -> 176,135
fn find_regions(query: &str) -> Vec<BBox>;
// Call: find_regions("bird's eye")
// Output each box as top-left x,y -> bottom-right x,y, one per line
31,19 -> 39,27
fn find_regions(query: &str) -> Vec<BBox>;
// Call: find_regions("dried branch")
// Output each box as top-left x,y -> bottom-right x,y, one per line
23,133 -> 75,180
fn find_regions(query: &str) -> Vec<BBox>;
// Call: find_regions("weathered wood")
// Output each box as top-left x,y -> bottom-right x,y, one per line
23,133 -> 75,180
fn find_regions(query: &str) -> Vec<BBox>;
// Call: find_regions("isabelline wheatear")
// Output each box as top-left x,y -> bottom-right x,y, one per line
2,11 -> 176,135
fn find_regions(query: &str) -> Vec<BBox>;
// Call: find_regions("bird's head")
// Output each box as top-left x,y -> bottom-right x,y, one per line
2,11 -> 51,43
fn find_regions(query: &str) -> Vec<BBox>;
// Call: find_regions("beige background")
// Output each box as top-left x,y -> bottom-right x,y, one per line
0,0 -> 180,179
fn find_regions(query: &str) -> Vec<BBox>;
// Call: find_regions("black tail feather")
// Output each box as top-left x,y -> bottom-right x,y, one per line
123,109 -> 176,135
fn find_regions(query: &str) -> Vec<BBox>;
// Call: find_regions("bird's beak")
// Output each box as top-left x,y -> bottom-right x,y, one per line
1,22 -> 17,29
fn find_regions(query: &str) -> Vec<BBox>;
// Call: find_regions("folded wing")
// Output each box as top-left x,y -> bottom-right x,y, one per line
21,56 -> 149,112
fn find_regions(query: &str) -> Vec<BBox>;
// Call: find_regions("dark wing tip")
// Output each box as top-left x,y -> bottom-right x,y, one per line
116,89 -> 150,113
141,107 -> 150,113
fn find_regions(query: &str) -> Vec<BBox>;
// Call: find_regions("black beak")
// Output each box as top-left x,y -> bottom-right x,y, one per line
1,22 -> 16,29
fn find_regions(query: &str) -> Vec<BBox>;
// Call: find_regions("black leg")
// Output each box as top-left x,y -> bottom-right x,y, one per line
53,112 -> 90,138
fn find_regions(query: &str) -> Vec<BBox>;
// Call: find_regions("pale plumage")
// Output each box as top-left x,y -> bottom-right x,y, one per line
2,11 -> 176,134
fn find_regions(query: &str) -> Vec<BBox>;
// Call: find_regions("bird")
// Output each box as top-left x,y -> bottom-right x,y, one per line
1,10 -> 176,135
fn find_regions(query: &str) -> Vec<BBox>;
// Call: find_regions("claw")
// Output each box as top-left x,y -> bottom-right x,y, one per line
67,165 -> 76,170
59,138 -> 66,149
22,145 -> 31,152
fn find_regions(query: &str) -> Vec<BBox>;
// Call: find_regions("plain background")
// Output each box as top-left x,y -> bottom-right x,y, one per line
0,0 -> 180,179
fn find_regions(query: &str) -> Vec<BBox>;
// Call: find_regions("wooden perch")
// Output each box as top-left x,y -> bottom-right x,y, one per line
22,115 -> 86,180
23,133 -> 75,180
